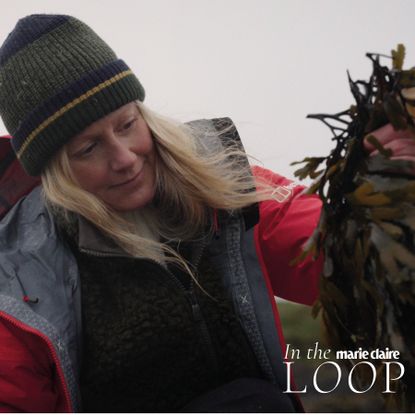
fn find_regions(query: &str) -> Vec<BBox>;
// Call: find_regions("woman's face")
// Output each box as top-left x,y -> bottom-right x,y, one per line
66,102 -> 157,212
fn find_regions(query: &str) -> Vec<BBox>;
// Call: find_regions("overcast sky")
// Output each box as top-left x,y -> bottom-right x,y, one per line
1,0 -> 415,181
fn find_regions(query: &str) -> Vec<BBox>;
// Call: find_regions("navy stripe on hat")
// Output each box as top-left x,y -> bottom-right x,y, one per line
0,15 -> 69,66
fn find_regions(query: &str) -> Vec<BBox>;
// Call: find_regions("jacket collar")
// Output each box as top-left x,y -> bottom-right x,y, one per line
77,215 -> 126,256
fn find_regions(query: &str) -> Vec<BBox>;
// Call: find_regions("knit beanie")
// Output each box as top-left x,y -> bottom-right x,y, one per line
0,14 -> 145,176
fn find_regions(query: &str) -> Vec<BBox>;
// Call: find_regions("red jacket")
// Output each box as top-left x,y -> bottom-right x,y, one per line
0,137 -> 322,412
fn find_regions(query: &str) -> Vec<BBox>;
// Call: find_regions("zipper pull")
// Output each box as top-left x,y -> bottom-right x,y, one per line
23,295 -> 39,304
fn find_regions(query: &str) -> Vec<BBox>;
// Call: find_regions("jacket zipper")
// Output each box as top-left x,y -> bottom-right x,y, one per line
0,311 -> 73,412
158,263 -> 220,376
80,240 -> 221,375
149,240 -> 221,376
183,235 -> 221,374
187,279 -> 220,374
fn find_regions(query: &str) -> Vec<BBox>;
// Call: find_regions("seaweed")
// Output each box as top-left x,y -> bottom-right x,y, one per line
292,45 -> 415,410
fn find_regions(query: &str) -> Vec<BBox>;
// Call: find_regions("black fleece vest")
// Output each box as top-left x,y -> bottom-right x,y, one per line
69,236 -> 263,412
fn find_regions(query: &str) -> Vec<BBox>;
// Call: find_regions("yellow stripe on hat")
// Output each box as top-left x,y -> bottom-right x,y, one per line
17,69 -> 133,159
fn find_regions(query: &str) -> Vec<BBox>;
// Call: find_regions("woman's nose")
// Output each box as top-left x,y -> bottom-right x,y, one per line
109,139 -> 137,171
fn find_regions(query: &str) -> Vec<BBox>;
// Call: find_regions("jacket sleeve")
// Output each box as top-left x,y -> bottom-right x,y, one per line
0,315 -> 61,412
253,165 -> 323,306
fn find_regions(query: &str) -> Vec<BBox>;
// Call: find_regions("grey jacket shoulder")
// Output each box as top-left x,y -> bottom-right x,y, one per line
0,185 -> 79,322
186,117 -> 258,230
186,117 -> 246,155
1,186 -> 53,254
0,186 -> 73,288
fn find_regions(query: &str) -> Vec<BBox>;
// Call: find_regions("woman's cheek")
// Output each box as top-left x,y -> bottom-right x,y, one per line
72,163 -> 106,193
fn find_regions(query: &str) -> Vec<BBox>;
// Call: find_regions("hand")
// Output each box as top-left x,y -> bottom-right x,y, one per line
364,124 -> 415,174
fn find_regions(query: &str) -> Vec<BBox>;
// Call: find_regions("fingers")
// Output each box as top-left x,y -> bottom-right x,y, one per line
368,138 -> 415,158
363,124 -> 414,152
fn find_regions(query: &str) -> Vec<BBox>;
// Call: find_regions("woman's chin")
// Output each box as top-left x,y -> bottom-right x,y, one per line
107,186 -> 156,212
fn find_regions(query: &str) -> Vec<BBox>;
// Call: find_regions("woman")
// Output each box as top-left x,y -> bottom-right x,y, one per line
0,14 -> 412,413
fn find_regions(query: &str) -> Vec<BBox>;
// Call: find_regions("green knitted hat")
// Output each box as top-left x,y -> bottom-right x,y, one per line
0,14 -> 145,176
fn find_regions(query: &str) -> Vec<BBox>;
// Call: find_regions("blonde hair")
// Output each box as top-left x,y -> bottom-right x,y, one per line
41,102 -> 275,270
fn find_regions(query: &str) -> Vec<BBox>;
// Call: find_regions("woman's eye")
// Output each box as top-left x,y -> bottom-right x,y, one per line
122,119 -> 137,131
79,142 -> 97,156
